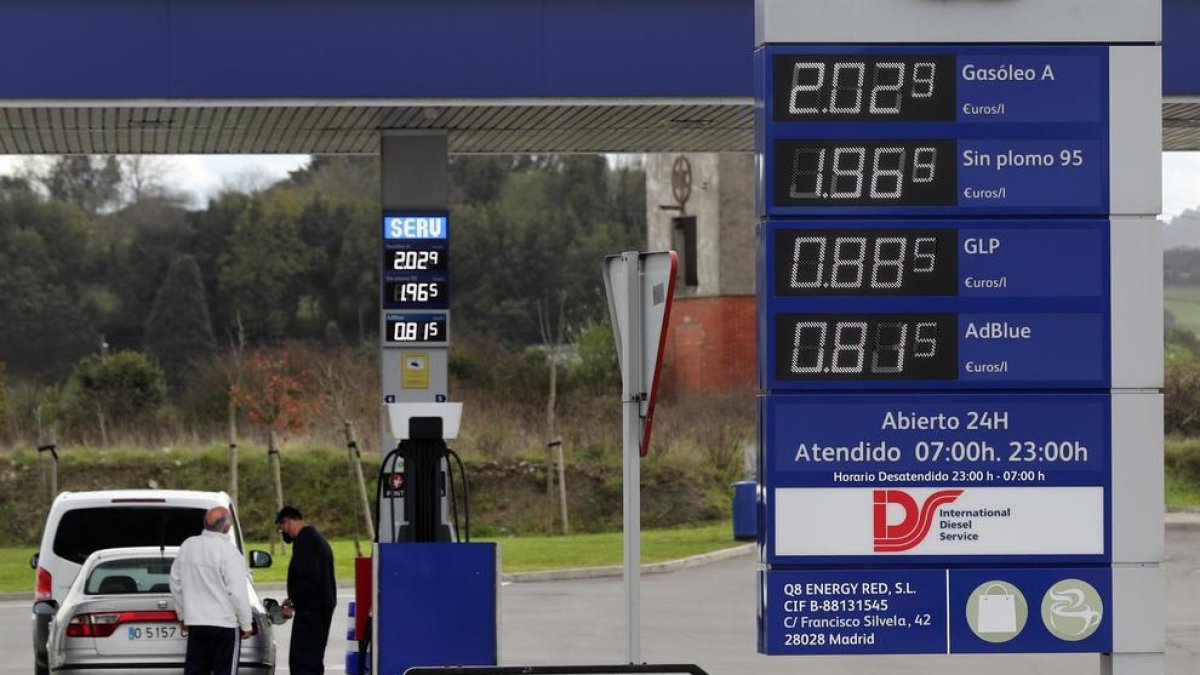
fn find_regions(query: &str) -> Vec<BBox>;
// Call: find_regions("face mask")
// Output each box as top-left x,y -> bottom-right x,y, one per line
280,529 -> 294,545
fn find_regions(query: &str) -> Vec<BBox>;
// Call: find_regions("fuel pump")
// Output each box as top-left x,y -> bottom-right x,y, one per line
368,403 -> 496,675
376,403 -> 465,544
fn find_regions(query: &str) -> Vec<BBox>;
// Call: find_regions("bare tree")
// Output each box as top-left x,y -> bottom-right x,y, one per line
225,315 -> 247,507
314,351 -> 376,555
537,292 -> 570,535
119,155 -> 175,204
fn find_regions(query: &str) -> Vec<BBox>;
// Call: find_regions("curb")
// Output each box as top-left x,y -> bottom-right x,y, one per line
501,543 -> 755,584
0,544 -> 757,602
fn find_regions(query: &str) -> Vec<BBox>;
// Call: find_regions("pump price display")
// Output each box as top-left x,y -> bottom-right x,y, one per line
383,276 -> 449,309
759,45 -> 1107,216
387,248 -> 447,273
385,313 -> 447,345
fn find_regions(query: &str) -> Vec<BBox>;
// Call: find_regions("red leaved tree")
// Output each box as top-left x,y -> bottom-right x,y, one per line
231,349 -> 321,530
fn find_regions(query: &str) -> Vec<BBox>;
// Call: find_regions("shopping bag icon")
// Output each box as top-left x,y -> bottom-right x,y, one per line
977,583 -> 1018,634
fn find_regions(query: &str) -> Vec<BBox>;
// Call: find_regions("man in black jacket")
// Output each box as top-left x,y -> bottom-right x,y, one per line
276,506 -> 336,675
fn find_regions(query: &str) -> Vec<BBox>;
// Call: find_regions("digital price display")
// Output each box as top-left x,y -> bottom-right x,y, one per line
386,248 -> 447,273
775,140 -> 958,208
767,220 -> 1107,299
759,45 -> 1108,216
772,54 -> 957,122
383,276 -> 449,310
775,314 -> 956,381
385,313 -> 447,344
766,313 -> 1107,389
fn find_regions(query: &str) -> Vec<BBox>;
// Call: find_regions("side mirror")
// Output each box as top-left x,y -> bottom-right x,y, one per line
261,598 -> 287,625
249,550 -> 273,569
29,553 -> 39,570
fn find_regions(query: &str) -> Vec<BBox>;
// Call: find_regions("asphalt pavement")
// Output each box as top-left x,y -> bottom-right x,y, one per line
2,523 -> 1197,675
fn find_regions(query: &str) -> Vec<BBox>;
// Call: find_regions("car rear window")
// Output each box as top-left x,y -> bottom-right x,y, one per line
85,557 -> 174,595
52,507 -> 206,564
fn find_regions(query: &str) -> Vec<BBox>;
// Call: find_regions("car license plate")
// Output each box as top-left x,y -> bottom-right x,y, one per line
127,625 -> 181,640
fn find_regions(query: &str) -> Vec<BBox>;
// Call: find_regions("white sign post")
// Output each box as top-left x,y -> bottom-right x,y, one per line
603,250 -> 678,664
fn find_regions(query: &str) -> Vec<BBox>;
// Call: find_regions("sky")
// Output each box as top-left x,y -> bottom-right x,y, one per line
0,152 -> 1197,217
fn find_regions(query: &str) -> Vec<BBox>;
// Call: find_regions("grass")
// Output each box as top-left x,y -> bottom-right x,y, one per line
1167,472 -> 1200,509
244,520 -> 739,586
1166,284 -> 1200,334
0,546 -> 38,593
2,520 -> 739,594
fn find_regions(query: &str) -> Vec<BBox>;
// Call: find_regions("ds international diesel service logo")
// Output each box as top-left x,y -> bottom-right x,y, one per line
873,489 -> 964,552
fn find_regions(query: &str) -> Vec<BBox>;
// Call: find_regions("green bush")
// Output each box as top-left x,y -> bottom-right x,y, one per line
570,320 -> 619,392
1165,330 -> 1200,435
64,351 -> 168,441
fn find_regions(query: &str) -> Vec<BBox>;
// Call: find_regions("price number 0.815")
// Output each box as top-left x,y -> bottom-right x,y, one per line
775,315 -> 956,381
390,319 -> 445,343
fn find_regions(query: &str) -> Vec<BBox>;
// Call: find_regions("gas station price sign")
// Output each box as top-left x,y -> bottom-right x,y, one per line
758,45 -> 1108,216
759,219 -> 1110,389
382,213 -> 450,310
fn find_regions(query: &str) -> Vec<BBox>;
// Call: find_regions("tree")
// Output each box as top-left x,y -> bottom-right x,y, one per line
0,223 -> 98,379
144,255 -> 217,391
70,351 -> 167,444
41,156 -> 123,215
217,193 -> 312,339
0,362 -> 8,438
231,348 -> 320,548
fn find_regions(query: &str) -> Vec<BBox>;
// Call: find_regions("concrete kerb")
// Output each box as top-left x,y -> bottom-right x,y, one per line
0,543 -> 756,602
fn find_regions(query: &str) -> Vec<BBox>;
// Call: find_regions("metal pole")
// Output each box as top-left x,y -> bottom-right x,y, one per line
621,252 -> 643,665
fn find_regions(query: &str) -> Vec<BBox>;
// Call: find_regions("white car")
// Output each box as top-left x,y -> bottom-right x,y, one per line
46,546 -> 276,674
30,490 -> 273,675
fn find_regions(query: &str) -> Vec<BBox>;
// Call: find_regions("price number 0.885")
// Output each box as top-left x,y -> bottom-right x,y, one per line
774,229 -> 957,296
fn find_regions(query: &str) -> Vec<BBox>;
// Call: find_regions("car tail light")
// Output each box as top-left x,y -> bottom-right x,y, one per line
66,611 -> 178,638
35,567 -> 52,602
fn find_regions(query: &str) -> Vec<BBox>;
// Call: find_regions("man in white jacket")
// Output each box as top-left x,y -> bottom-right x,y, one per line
170,506 -> 254,675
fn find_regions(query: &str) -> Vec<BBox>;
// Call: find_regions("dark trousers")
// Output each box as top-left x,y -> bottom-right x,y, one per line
184,625 -> 240,675
290,608 -> 334,675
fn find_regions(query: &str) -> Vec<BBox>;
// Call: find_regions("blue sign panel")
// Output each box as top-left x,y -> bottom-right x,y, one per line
760,569 -> 947,655
758,219 -> 1110,390
758,45 -> 1108,216
383,214 -> 449,240
381,212 -> 451,310
760,567 -> 1112,655
761,393 -> 1110,567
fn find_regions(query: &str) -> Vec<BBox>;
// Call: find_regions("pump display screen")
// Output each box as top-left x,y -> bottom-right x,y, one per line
385,314 -> 447,344
772,54 -> 956,122
383,278 -> 449,309
386,248 -> 447,273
